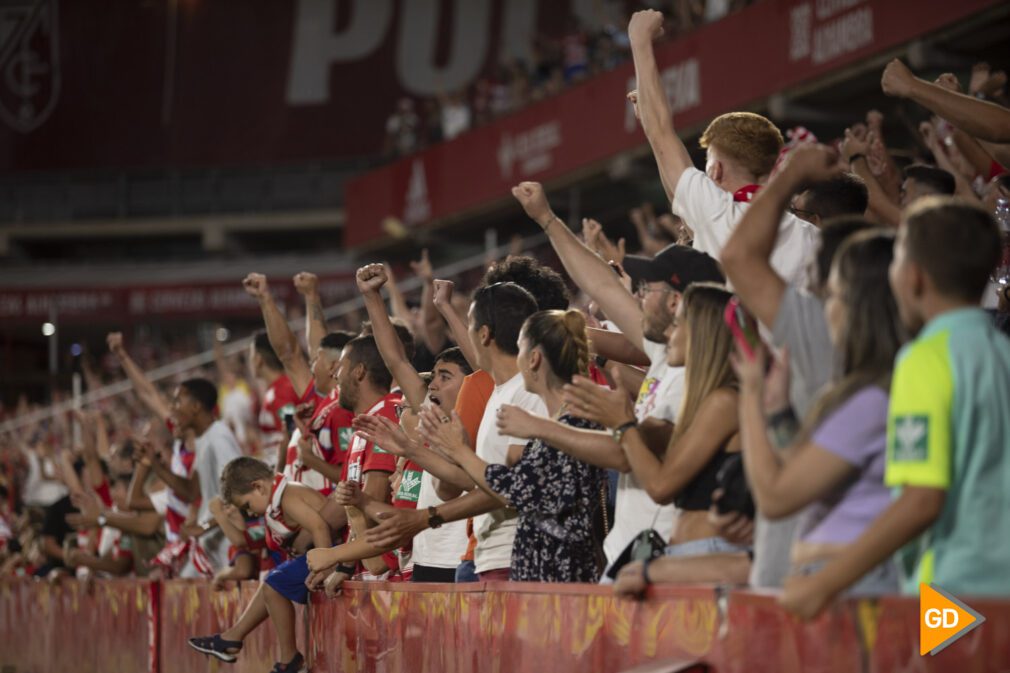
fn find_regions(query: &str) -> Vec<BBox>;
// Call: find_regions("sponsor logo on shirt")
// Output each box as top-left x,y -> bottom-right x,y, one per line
892,415 -> 928,462
395,469 -> 423,503
338,427 -> 354,453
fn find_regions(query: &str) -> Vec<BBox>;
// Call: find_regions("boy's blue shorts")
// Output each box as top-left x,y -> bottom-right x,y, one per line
264,555 -> 310,605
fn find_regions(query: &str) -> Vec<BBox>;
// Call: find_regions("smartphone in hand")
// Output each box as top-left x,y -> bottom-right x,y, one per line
723,297 -> 760,360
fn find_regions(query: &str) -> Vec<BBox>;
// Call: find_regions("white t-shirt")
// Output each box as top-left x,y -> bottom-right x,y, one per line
472,373 -> 547,574
193,420 -> 242,570
411,471 -> 469,569
603,338 -> 685,564
673,167 -> 818,287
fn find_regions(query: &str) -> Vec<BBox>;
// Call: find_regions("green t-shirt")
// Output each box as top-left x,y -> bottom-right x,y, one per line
886,308 -> 1010,596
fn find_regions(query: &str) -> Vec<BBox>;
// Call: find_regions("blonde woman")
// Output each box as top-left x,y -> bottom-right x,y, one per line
565,282 -> 746,558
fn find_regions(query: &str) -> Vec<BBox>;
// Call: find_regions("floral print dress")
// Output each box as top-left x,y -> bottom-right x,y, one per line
485,414 -> 607,582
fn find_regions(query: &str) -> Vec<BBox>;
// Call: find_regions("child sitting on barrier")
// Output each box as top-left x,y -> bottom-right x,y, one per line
188,456 -> 343,673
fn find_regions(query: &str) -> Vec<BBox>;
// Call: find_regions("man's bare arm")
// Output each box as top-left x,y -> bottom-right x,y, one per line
629,11 -> 695,204
883,59 -> 1010,143
242,273 -> 312,397
294,272 -> 328,355
512,182 -> 645,348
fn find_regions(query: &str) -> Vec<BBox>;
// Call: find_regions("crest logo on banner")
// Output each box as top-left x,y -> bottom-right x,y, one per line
0,0 -> 60,133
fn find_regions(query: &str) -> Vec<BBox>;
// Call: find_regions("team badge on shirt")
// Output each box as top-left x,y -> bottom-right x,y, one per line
892,415 -> 929,462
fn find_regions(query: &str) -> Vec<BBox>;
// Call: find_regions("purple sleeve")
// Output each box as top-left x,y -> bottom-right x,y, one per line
811,386 -> 889,467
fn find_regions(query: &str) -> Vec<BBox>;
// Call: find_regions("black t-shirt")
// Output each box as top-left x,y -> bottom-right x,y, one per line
41,494 -> 76,545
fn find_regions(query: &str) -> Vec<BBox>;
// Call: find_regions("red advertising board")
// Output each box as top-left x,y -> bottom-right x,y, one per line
0,273 -> 354,324
3,578 -> 1009,673
344,0 -> 1001,248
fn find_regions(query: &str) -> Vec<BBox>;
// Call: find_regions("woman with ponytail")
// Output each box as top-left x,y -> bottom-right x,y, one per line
437,309 -> 608,582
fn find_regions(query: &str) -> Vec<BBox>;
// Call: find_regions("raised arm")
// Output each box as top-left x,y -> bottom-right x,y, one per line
294,272 -> 328,355
356,264 -> 428,410
882,59 -> 1010,143
242,273 -> 312,397
735,354 -> 855,520
628,10 -> 695,203
722,144 -> 845,327
512,182 -> 646,348
842,131 -> 900,228
107,332 -> 171,423
587,328 -> 650,368
382,264 -> 413,326
411,250 -> 448,354
432,280 -> 478,371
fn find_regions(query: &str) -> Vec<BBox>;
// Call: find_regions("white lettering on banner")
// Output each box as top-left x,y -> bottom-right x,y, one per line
814,0 -> 865,20
790,4 -> 813,61
624,59 -> 701,133
22,291 -> 114,316
403,159 -> 431,226
812,7 -> 873,64
288,0 -> 509,103
0,294 -> 24,317
397,0 -> 492,96
286,0 -> 394,104
789,2 -> 873,65
146,289 -> 206,314
498,121 -> 562,179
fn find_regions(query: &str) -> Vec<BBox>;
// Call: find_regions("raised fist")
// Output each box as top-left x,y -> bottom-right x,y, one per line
432,279 -> 455,307
106,332 -> 124,353
293,272 -> 319,297
242,273 -> 269,300
881,59 -> 916,98
356,264 -> 388,294
511,181 -> 553,227
628,10 -> 664,44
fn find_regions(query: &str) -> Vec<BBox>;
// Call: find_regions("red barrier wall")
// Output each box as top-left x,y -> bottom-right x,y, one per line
3,578 -> 1010,673
0,578 -> 153,673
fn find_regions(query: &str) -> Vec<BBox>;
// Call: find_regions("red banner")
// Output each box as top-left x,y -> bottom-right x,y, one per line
344,0 -> 1002,248
0,578 -> 153,673
0,1 -> 588,171
3,578 -> 1010,672
0,273 -> 354,324
158,580 -> 306,673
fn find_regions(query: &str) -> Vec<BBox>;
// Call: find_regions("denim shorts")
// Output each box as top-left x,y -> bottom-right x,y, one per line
664,537 -> 750,558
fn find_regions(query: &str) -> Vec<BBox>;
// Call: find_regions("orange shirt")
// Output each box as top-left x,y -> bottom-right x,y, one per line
453,370 -> 495,562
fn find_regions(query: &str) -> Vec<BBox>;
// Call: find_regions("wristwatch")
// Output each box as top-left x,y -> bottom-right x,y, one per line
612,420 -> 637,444
96,514 -> 108,528
427,506 -> 445,529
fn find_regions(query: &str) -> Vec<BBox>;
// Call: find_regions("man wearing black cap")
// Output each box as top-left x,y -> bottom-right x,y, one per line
512,182 -> 728,572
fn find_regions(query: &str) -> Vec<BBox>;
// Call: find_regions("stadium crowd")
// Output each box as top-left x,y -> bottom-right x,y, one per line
2,10 -> 1010,673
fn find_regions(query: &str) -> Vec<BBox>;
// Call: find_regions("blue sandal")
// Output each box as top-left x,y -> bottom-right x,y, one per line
187,633 -> 243,663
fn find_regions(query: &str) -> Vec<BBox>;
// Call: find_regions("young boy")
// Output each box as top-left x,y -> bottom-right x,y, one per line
188,457 -> 343,673
781,197 -> 1010,619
